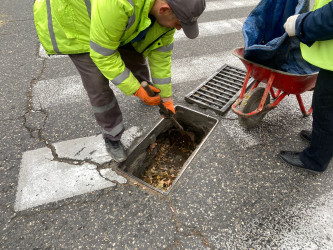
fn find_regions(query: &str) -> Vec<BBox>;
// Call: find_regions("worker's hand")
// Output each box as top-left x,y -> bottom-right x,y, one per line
159,98 -> 175,118
163,98 -> 175,114
134,85 -> 161,106
283,14 -> 299,37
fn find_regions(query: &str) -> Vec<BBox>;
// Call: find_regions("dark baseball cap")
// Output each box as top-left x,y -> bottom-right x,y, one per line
166,0 -> 206,39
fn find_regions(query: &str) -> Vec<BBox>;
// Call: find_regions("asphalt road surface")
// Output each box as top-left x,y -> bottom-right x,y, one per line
1,0 -> 332,249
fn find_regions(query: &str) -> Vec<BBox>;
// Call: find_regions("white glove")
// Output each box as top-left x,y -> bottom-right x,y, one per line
283,14 -> 299,37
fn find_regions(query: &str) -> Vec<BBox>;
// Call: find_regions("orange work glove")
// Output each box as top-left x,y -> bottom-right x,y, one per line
134,85 -> 161,106
163,99 -> 175,114
159,98 -> 175,118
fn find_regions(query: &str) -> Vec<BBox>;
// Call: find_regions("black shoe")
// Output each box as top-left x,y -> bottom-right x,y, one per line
105,138 -> 127,163
279,151 -> 322,173
300,130 -> 311,143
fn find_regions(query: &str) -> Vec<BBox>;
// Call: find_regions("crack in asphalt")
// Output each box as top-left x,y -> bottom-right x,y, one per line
17,42 -> 212,248
96,166 -> 123,185
0,203 -> 11,210
23,42 -> 121,181
12,41 -> 119,214
96,162 -> 212,248
166,198 -> 212,249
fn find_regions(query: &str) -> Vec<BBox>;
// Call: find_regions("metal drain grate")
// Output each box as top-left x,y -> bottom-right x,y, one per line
185,64 -> 254,115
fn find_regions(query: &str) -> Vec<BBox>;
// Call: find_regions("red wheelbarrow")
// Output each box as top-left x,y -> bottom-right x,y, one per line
231,47 -> 318,128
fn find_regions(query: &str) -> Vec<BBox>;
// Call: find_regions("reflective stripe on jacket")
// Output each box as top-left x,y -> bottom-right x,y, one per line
33,0 -> 91,55
299,0 -> 333,71
34,0 -> 175,97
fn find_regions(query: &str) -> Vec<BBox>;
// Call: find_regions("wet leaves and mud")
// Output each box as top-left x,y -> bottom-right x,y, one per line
140,127 -> 200,191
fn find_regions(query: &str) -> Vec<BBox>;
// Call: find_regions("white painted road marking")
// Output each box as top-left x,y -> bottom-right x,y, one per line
15,130 -> 142,211
38,44 -> 67,59
279,191 -> 333,248
16,2 -> 329,247
222,119 -> 260,149
174,18 -> 246,41
39,16 -> 249,58
40,18 -> 246,57
38,0 -> 260,58
25,3 -> 259,211
15,146 -> 120,212
32,75 -> 87,109
172,50 -> 245,83
205,0 -> 259,12
209,190 -> 333,249
33,51 -> 244,108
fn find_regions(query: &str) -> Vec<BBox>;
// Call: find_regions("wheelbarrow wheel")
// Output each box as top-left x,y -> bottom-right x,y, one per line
238,87 -> 270,129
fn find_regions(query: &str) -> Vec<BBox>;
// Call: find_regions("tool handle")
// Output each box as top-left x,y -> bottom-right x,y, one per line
141,81 -> 155,97
141,81 -> 169,115
141,82 -> 184,132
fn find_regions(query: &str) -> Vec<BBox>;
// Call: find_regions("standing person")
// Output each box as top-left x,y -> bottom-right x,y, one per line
279,0 -> 333,172
33,0 -> 206,162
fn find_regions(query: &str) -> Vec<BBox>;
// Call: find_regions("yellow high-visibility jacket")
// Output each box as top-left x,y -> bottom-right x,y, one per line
300,0 -> 333,71
34,0 -> 175,97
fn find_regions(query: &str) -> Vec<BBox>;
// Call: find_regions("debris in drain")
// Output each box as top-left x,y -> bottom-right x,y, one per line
140,127 -> 198,191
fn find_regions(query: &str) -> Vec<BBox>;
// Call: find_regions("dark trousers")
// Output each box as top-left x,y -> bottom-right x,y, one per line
300,68 -> 333,171
69,45 -> 150,140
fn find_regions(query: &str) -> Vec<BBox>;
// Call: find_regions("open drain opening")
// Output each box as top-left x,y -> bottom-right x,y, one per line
118,106 -> 218,195
140,125 -> 204,191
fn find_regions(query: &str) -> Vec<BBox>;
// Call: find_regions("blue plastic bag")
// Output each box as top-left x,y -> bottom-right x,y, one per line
243,0 -> 319,74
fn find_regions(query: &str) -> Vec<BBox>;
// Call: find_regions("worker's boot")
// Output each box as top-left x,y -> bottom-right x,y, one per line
105,138 -> 127,163
300,130 -> 311,143
279,151 -> 322,173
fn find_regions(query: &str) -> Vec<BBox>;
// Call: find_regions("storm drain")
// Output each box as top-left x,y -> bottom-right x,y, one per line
185,64 -> 254,115
117,106 -> 218,195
